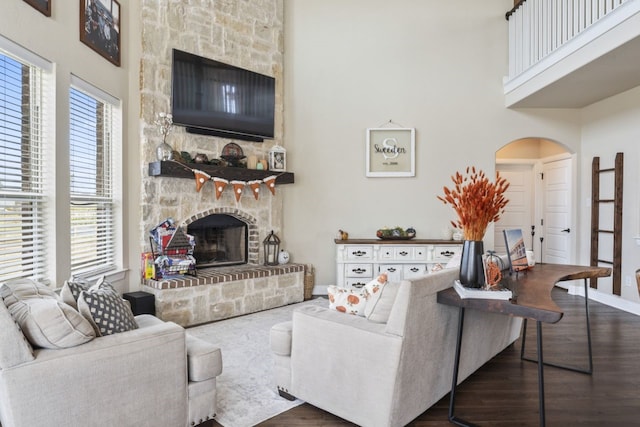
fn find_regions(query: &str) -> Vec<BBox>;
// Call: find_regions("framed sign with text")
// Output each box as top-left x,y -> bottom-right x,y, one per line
366,127 -> 415,177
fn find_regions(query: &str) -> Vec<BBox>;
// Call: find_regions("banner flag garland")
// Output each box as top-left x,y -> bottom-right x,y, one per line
231,180 -> 245,202
182,161 -> 281,200
193,170 -> 211,192
212,177 -> 229,200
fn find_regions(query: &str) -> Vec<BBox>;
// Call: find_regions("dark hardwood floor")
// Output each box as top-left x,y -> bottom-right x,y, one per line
215,287 -> 640,426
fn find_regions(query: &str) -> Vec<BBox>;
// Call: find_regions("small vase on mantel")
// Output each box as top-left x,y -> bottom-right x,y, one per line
459,240 -> 485,288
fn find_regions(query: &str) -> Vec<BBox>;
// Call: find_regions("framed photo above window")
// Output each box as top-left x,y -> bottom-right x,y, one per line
24,0 -> 51,17
80,0 -> 121,66
366,127 -> 415,177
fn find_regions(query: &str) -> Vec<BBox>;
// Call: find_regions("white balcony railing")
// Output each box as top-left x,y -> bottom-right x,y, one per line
506,0 -> 628,81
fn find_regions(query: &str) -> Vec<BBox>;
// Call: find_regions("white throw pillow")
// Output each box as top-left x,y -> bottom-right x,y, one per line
0,279 -> 95,349
327,285 -> 368,316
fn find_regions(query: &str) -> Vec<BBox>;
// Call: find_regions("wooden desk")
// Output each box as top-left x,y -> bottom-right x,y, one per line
437,263 -> 611,427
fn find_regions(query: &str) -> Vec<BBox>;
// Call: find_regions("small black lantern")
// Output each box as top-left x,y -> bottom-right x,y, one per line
263,230 -> 281,266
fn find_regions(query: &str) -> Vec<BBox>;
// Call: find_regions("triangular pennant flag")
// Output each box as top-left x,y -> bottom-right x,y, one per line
263,175 -> 277,195
212,177 -> 229,200
193,169 -> 211,192
231,180 -> 246,202
248,180 -> 262,200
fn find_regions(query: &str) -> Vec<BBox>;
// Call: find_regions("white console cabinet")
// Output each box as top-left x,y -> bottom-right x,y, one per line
335,239 -> 462,290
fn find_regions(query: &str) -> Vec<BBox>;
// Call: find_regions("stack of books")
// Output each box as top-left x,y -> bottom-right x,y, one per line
453,280 -> 512,300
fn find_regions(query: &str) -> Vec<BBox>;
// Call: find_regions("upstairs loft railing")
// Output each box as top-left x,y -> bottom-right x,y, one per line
505,0 -> 629,82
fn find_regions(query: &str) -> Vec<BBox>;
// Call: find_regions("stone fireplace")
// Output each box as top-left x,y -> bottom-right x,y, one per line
142,206 -> 304,327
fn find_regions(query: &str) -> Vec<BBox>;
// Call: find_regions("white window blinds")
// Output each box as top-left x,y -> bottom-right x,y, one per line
69,81 -> 118,276
0,51 -> 48,282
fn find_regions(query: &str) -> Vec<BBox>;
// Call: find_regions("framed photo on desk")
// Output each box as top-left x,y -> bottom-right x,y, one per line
503,229 -> 528,272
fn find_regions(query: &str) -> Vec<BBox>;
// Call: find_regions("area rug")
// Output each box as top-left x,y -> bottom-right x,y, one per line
187,298 -> 326,427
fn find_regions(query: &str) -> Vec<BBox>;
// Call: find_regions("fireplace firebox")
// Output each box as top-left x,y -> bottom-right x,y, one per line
187,214 -> 248,268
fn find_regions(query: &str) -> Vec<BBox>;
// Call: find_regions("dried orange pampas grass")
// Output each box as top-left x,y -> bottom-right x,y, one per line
437,167 -> 510,241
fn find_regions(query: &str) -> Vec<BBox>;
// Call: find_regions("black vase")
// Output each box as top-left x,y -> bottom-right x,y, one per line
459,240 -> 484,288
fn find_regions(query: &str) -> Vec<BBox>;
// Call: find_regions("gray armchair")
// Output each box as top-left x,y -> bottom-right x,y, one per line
0,293 -> 222,427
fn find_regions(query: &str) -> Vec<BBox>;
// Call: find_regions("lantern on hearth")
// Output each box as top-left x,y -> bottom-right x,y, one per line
263,230 -> 281,266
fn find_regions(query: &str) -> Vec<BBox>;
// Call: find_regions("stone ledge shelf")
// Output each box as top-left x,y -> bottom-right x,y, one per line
148,160 -> 295,185
141,264 -> 305,327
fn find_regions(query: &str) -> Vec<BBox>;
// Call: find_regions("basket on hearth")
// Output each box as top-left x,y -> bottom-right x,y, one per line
304,265 -> 315,300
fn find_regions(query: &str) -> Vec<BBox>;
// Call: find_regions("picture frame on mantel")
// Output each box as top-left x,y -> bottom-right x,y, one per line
24,0 -> 51,17
79,0 -> 121,67
366,127 -> 415,177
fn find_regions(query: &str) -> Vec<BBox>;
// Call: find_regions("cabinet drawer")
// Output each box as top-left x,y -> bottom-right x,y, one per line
413,247 -> 428,260
345,246 -> 374,260
344,263 -> 373,278
403,264 -> 428,279
345,279 -> 369,290
433,245 -> 461,263
379,246 -> 415,260
378,264 -> 402,283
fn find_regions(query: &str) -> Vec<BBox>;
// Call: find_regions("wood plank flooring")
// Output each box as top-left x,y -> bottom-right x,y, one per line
214,288 -> 640,426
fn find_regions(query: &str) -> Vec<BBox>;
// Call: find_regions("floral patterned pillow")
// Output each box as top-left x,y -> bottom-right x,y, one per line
327,285 -> 367,316
327,273 -> 388,316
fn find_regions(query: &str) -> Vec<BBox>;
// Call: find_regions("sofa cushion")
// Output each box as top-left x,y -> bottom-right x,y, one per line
0,279 -> 95,349
327,285 -> 368,315
0,293 -> 35,367
186,334 -> 223,381
77,282 -> 138,336
364,281 -> 400,323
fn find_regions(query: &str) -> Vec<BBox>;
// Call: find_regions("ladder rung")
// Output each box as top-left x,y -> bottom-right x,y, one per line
597,260 -> 614,265
597,168 -> 615,173
598,230 -> 614,234
594,199 -> 615,203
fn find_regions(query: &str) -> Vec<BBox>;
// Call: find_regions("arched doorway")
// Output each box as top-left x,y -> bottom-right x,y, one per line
494,138 -> 576,265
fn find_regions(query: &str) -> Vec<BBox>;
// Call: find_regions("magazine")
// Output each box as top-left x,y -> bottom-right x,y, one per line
453,280 -> 512,300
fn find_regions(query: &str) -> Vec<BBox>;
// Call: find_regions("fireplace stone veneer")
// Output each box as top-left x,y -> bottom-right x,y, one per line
142,264 -> 304,327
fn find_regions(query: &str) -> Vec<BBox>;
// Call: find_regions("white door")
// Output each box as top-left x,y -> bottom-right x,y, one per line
541,158 -> 573,264
494,164 -> 535,256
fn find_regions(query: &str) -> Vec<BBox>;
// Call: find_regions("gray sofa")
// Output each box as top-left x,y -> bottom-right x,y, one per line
0,290 -> 222,427
270,268 -> 521,427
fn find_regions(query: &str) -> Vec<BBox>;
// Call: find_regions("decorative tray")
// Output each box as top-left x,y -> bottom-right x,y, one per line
376,227 -> 416,240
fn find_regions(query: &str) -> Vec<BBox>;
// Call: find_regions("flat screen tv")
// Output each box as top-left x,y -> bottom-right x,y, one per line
171,49 -> 275,142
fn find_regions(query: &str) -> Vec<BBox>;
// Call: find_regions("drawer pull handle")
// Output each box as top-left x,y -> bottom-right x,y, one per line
398,251 -> 409,256
353,283 -> 365,288
441,251 -> 454,257
351,268 -> 367,274
387,267 -> 397,272
410,267 -> 419,272
352,250 -> 367,257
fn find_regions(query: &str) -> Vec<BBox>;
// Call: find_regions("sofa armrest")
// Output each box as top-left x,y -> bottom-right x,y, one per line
0,321 -> 188,427
289,305 -> 403,426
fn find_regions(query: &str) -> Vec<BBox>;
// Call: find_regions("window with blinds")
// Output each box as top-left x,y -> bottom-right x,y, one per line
69,84 -> 117,276
0,52 -> 48,282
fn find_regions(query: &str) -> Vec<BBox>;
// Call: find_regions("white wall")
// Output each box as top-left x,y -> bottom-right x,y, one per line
579,85 -> 640,305
283,0 -> 582,288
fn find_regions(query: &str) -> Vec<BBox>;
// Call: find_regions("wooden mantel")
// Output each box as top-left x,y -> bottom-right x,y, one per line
148,160 -> 295,185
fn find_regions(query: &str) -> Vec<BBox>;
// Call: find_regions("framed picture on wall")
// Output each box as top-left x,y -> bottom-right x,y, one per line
366,127 -> 415,177
24,0 -> 51,17
80,0 -> 121,66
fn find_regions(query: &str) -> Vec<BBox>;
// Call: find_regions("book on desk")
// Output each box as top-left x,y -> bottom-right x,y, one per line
453,279 -> 513,300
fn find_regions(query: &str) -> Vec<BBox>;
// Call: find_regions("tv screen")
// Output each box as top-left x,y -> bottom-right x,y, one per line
171,49 -> 275,142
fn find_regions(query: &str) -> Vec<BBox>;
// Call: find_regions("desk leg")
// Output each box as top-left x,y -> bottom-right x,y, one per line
448,308 -> 479,427
536,321 -> 546,427
521,278 -> 593,374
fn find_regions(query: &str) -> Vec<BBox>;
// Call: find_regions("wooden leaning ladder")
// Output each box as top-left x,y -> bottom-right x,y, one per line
590,153 -> 623,295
